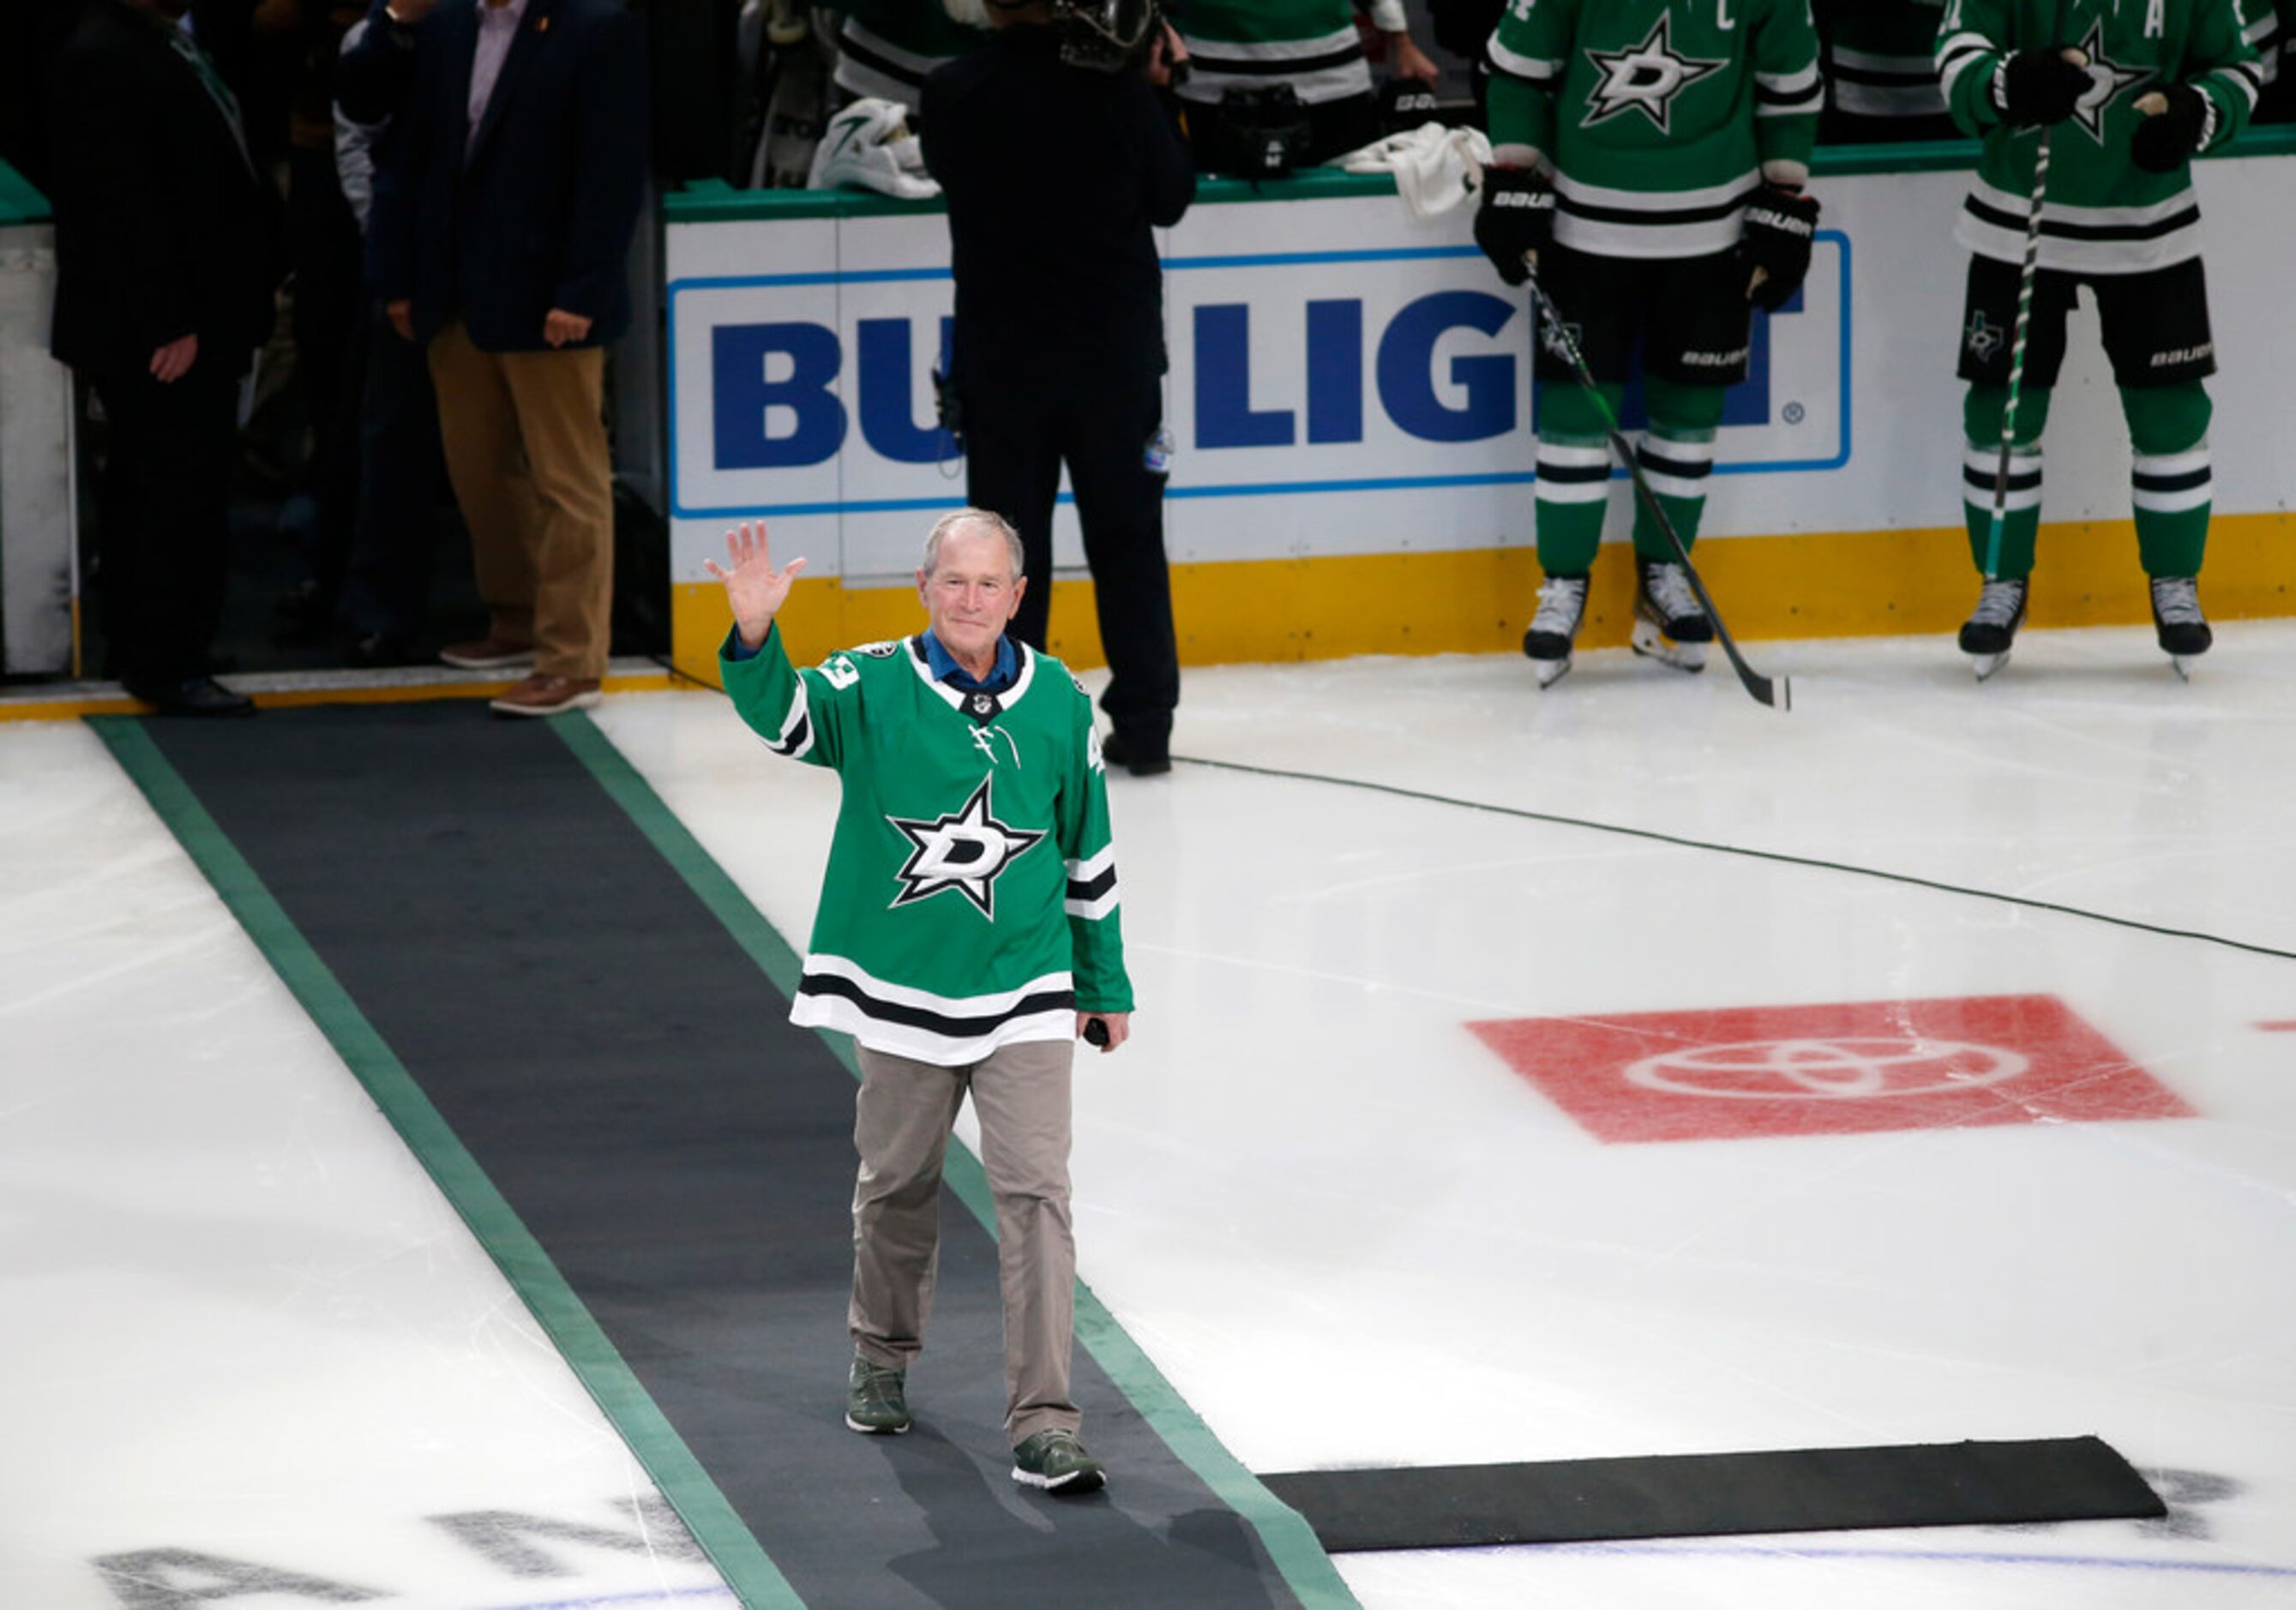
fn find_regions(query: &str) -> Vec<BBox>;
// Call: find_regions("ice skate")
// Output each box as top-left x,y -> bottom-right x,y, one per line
2149,575 -> 2210,681
1523,574 -> 1589,688
1958,576 -> 2028,682
1630,559 -> 1711,674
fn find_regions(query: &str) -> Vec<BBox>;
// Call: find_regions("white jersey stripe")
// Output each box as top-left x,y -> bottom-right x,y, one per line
801,952 -> 1073,1020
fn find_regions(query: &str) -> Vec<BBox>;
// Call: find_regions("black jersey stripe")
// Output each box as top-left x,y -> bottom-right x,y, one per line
1534,459 -> 1613,484
1558,188 -> 1758,228
1190,43 -> 1364,77
766,712 -> 811,756
2131,466 -> 2213,494
1754,81 -> 1824,107
1637,446 -> 1714,479
1964,195 -> 2202,243
1827,60 -> 1946,89
797,972 -> 1077,1036
1964,465 -> 2043,494
835,31 -> 929,89
1066,866 -> 1118,904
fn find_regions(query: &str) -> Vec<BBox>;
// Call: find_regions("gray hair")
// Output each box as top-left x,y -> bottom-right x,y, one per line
921,508 -> 1025,580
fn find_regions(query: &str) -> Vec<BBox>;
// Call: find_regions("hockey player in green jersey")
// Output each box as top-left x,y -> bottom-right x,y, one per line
835,0 -> 989,111
1815,0 -> 1955,141
1935,0 -> 2263,677
1172,0 -> 1440,172
710,508 -> 1131,1496
1475,0 -> 1824,688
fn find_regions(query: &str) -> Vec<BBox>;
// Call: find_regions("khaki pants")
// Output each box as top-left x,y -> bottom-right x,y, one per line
850,1038 -> 1079,1445
426,321 -> 614,679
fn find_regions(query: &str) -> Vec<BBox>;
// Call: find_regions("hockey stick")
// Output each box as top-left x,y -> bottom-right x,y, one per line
1983,122 -> 2054,580
1522,270 -> 1790,712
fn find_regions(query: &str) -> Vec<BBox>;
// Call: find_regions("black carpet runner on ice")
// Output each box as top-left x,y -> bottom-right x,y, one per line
141,703 -> 1305,1610
1264,1436 -> 2166,1553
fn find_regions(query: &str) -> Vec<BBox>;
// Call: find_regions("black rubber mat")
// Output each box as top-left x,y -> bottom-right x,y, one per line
142,703 -> 1305,1609
1264,1436 -> 2166,1552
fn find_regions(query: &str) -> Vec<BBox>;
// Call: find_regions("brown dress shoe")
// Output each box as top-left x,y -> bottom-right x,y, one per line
489,673 -> 603,717
440,635 -> 536,670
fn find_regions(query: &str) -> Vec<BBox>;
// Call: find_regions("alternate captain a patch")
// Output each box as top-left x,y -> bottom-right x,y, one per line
1582,15 -> 1727,134
887,777 -> 1048,919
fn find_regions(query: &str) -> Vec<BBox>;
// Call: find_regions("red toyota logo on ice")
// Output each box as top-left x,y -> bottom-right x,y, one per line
1470,994 -> 2192,1144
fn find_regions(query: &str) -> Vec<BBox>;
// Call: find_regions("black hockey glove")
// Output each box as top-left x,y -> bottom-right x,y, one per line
1737,186 -> 1819,312
1474,166 -> 1554,287
1992,47 -> 2091,127
2131,83 -> 2209,172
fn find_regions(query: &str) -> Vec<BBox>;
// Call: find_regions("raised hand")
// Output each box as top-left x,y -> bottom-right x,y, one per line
703,520 -> 808,649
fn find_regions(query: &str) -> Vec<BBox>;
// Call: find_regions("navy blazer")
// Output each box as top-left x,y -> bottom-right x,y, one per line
350,0 -> 647,351
46,0 -> 285,373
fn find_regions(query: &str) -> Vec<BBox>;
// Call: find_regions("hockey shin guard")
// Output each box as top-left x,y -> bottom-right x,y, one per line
2121,381 -> 2212,578
1962,382 -> 2053,579
1534,378 -> 1620,576
1632,378 -> 1726,562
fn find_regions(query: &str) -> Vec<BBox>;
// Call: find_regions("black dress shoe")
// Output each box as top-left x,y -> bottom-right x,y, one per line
124,675 -> 259,718
344,630 -> 421,669
1102,729 -> 1171,777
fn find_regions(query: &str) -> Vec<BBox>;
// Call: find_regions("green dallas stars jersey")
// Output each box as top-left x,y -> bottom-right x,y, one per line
1816,0 -> 1950,119
834,0 -> 989,107
723,623 -> 1131,1066
1170,0 -> 1373,105
1935,0 -> 2264,273
1485,0 -> 1823,259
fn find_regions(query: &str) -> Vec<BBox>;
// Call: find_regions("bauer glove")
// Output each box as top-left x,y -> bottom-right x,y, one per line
1992,47 -> 2091,127
1474,166 -> 1554,286
2131,84 -> 2209,172
1737,186 -> 1819,312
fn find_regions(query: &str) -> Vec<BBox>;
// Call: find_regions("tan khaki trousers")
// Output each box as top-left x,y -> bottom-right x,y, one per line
850,1037 -> 1079,1445
426,321 -> 614,679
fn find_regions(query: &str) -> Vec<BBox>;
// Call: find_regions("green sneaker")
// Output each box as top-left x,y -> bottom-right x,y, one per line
1010,1428 -> 1105,1494
844,1356 -> 911,1434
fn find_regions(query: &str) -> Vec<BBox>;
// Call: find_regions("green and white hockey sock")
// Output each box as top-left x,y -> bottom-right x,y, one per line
2121,381 -> 2212,579
1534,379 -> 1620,576
1962,382 -> 2053,579
1631,377 -> 1727,562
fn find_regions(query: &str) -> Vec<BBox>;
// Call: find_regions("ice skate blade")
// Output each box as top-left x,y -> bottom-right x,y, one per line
1630,618 -> 1708,674
1533,653 -> 1573,689
2170,654 -> 2196,682
1968,648 -> 2011,682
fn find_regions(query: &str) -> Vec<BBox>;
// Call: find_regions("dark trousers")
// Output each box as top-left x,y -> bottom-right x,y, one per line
962,368 -> 1179,745
87,358 -> 243,684
340,298 -> 449,643
289,146 -> 367,603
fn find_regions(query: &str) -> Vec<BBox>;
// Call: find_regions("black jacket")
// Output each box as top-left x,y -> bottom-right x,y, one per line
922,26 -> 1194,395
342,0 -> 649,351
45,0 -> 285,373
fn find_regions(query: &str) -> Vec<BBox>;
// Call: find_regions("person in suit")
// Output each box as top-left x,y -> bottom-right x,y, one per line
340,0 -> 648,717
922,1 -> 1194,775
46,0 -> 287,716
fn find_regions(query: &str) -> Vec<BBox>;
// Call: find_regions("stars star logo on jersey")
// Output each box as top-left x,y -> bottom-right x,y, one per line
886,777 -> 1046,920
2069,20 -> 2155,142
1581,15 -> 1728,135
1965,309 -> 2004,363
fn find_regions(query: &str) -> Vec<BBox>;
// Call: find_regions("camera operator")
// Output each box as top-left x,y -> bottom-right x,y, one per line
920,1 -> 1193,775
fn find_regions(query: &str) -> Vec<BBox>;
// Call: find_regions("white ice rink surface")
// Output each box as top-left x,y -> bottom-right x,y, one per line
0,724 -> 731,1610
8,619 -> 2295,1608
